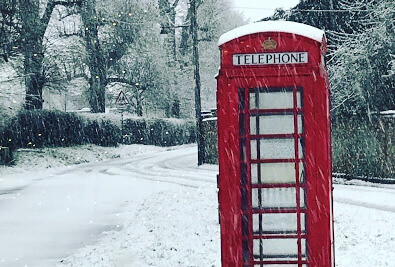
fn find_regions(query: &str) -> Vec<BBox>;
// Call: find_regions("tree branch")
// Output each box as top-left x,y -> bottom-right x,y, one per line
41,0 -> 81,35
172,0 -> 180,9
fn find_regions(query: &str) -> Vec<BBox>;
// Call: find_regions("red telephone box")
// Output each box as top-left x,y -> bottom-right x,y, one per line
216,21 -> 334,267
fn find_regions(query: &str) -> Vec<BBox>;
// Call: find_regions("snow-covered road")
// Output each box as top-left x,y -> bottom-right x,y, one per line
0,144 -> 394,266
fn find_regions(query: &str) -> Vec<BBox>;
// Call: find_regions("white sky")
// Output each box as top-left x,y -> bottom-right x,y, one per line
231,0 -> 301,22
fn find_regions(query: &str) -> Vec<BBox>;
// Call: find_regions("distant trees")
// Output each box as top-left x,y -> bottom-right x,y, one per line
264,0 -> 394,120
102,0 -> 171,116
175,0 -> 245,111
195,0 -> 245,108
263,0 -> 375,48
2,0 -> 245,116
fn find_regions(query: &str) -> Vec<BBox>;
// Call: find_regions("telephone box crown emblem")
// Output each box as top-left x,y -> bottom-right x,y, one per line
262,38 -> 277,50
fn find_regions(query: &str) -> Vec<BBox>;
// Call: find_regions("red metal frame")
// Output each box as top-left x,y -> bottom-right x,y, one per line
217,29 -> 334,267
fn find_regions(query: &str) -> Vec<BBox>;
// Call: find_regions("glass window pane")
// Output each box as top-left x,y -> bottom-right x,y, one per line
300,188 -> 306,208
259,115 -> 293,134
259,139 -> 293,159
258,91 -> 293,109
253,238 -> 307,260
251,140 -> 258,159
257,138 -> 304,159
250,89 -> 302,110
241,163 -> 248,186
253,213 -> 306,234
298,114 -> 304,133
258,114 -> 303,135
252,188 -> 296,208
251,162 -> 305,184
239,113 -> 246,136
250,116 -> 257,135
249,92 -> 256,109
251,163 -> 258,182
253,238 -> 297,259
257,91 -> 300,109
250,115 -> 303,135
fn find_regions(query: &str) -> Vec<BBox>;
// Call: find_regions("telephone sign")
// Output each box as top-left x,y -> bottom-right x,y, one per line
216,21 -> 334,267
233,52 -> 308,66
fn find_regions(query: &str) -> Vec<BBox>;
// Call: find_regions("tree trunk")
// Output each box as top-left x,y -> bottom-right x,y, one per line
23,35 -> 45,110
169,8 -> 177,62
19,0 -> 45,110
159,0 -> 177,63
136,101 -> 143,117
136,94 -> 143,117
80,0 -> 106,113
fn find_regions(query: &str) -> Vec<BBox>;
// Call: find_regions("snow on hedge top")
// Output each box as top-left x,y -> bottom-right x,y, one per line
218,21 -> 325,46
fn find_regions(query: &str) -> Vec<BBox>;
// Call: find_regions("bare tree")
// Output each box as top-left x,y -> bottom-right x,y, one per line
18,0 -> 80,110
78,0 -> 106,113
108,48 -> 169,116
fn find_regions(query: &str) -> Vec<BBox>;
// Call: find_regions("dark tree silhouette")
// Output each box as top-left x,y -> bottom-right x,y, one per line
79,0 -> 107,113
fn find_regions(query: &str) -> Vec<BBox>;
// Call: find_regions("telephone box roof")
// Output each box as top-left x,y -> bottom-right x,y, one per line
218,20 -> 325,46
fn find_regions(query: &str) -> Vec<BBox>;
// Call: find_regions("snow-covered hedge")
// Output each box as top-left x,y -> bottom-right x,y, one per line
202,118 -> 218,164
0,110 -> 120,152
0,111 -> 198,155
122,118 -> 196,147
332,117 -> 394,179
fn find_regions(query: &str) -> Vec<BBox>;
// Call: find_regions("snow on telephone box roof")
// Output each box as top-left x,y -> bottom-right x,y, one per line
218,20 -> 325,46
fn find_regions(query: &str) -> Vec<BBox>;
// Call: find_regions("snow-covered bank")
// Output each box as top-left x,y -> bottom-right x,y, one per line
0,144 -> 166,176
59,188 -> 220,267
0,144 -> 394,266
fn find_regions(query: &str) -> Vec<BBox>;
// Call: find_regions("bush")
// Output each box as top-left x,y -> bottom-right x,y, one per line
84,120 -> 121,147
123,118 -> 196,147
0,110 -> 197,166
332,117 -> 394,178
202,118 -> 218,164
0,110 -> 120,152
123,119 -> 148,144
4,110 -> 86,149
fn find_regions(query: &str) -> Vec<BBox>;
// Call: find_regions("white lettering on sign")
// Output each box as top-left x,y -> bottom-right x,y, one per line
233,52 -> 308,66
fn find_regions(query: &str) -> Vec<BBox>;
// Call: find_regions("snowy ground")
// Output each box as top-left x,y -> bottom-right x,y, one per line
0,144 -> 394,267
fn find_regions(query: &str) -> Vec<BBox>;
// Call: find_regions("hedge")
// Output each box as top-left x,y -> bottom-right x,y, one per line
332,116 -> 394,179
122,118 -> 196,146
202,118 -> 218,164
0,111 -> 197,160
0,110 -> 120,152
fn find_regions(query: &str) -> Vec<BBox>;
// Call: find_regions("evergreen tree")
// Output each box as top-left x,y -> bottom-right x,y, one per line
329,0 -> 394,119
263,0 -> 379,47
